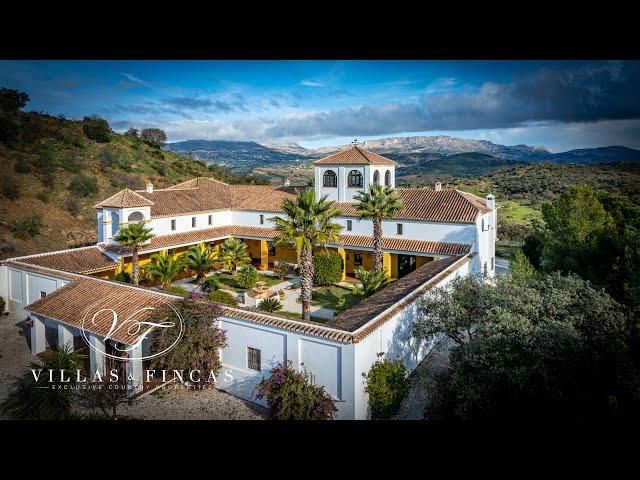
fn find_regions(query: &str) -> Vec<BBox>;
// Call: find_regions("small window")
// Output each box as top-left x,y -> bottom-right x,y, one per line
40,291 -> 47,299
373,170 -> 380,185
322,170 -> 337,188
208,215 -> 213,226
247,347 -> 261,372
260,214 -> 264,225
385,170 -> 391,186
171,219 -> 176,231
354,253 -> 362,266
346,219 -> 352,231
397,223 -> 403,235
192,217 -> 197,228
347,170 -> 363,188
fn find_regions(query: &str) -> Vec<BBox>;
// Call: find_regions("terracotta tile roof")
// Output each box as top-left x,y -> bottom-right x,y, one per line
334,235 -> 470,256
313,146 -> 397,166
329,254 -> 472,336
335,188 -> 490,223
1,259 -> 77,281
12,246 -> 119,274
26,278 -> 180,344
94,189 -> 154,208
229,185 -> 302,212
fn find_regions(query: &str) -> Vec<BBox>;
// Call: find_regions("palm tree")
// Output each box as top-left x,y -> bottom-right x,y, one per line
114,222 -> 154,286
184,244 -> 218,285
272,189 -> 342,322
220,238 -> 250,276
353,184 -> 403,274
354,267 -> 389,298
146,250 -> 186,288
1,346 -> 86,420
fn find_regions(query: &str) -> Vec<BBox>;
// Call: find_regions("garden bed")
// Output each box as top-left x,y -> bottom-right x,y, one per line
190,271 -> 283,292
311,285 -> 361,311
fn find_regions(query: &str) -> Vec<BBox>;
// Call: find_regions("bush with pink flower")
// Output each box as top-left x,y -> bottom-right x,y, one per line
256,361 -> 337,420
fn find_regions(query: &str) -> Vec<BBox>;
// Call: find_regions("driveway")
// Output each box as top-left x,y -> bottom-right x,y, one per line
0,312 -> 266,420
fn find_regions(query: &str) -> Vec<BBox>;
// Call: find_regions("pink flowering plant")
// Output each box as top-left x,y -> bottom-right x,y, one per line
256,361 -> 338,420
150,294 -> 227,379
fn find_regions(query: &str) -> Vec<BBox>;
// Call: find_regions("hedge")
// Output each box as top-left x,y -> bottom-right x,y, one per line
207,290 -> 238,306
312,251 -> 343,286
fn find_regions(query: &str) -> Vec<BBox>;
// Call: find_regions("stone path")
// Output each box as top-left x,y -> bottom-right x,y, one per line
393,337 -> 453,420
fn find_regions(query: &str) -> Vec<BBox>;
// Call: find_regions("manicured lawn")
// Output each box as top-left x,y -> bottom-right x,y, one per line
311,285 -> 361,311
193,271 -> 283,292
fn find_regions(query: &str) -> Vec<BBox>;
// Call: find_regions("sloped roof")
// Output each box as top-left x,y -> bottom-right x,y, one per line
313,146 -> 397,166
328,254 -> 470,334
335,188 -> 490,223
94,189 -> 154,208
25,278 -> 179,344
12,246 -> 119,274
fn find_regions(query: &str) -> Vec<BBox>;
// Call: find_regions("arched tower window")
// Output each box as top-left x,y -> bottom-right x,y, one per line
322,170 -> 337,188
385,170 -> 391,186
127,211 -> 145,224
373,170 -> 380,185
347,170 -> 363,188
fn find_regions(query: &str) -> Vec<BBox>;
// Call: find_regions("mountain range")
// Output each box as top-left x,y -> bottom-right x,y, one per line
165,135 -> 640,180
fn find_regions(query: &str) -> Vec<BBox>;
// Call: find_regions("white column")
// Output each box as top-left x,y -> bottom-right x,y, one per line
30,315 -> 46,356
126,343 -> 143,392
57,324 -> 75,351
88,334 -> 106,378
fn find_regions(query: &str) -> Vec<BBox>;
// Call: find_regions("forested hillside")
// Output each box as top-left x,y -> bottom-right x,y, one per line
0,88 -> 266,259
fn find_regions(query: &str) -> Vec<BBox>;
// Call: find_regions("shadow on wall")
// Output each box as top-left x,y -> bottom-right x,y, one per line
386,303 -> 441,372
218,353 -> 282,408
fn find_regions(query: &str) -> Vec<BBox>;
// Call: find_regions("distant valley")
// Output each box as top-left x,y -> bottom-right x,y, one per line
165,135 -> 640,185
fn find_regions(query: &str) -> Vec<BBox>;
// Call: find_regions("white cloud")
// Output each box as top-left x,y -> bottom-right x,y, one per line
300,80 -> 324,87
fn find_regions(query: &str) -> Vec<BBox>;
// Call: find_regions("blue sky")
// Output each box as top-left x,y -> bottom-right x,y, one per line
1,60 -> 639,152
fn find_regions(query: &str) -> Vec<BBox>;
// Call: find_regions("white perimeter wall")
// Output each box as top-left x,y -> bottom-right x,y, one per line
2,266 -> 69,318
216,257 -> 472,420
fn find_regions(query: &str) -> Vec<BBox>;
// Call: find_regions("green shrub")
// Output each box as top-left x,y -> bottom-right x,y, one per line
1,173 -> 21,200
207,290 -> 238,306
0,296 -> 5,315
99,148 -> 119,169
9,214 -> 44,239
363,354 -> 409,419
82,115 -> 111,142
203,276 -> 220,292
258,297 -> 283,313
237,266 -> 259,289
65,196 -> 82,216
69,174 -> 99,197
13,161 -> 31,174
354,268 -> 388,298
114,271 -> 131,283
256,361 -> 338,420
312,251 -> 343,286
37,191 -> 52,203
164,285 -> 190,298
275,262 -> 291,280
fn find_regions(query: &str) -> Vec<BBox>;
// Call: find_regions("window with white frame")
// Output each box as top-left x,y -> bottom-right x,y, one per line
192,217 -> 197,228
171,219 -> 176,231
322,170 -> 337,187
397,223 -> 403,235
260,214 -> 264,225
208,214 -> 213,225
40,291 -> 47,299
347,219 -> 352,231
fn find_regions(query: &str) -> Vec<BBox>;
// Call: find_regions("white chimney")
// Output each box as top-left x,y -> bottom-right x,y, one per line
486,193 -> 495,210
146,183 -> 154,193
435,182 -> 442,191
284,178 -> 291,187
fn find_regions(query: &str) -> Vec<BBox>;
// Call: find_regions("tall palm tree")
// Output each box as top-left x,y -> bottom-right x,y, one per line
114,222 -> 154,286
220,238 -> 251,276
272,189 -> 342,322
146,250 -> 186,288
184,244 -> 218,285
353,184 -> 403,274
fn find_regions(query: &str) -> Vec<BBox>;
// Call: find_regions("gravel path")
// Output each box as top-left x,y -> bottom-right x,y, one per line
0,313 -> 33,411
0,312 -> 266,420
121,385 -> 267,420
393,338 -> 452,420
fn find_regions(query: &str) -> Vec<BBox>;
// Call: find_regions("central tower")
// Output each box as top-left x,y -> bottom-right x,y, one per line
313,146 -> 397,203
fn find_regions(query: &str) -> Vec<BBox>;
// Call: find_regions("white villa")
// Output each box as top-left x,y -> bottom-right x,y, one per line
0,146 -> 497,420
